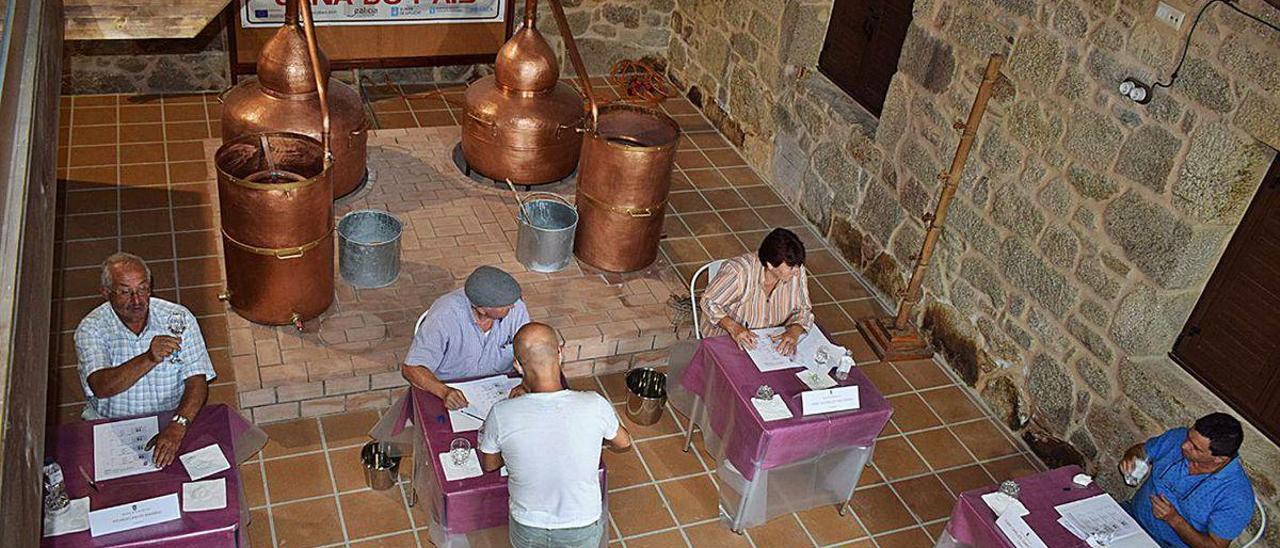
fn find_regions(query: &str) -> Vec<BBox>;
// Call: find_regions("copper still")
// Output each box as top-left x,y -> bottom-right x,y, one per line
216,2 -> 335,327
541,0 -> 680,273
460,0 -> 587,185
220,0 -> 367,199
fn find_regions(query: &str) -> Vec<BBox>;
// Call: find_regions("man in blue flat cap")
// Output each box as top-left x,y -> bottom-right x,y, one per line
401,266 -> 531,409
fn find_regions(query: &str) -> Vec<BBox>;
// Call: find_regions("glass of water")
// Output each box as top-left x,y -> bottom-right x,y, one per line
450,438 -> 471,466
167,311 -> 186,364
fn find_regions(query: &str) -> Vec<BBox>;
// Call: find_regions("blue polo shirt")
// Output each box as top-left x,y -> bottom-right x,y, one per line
1127,428 -> 1254,547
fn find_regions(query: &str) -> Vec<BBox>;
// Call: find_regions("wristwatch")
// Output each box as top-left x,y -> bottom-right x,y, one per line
170,414 -> 190,427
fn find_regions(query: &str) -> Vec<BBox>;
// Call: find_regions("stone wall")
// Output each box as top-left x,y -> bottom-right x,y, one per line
667,0 -> 1280,539
61,0 -> 673,95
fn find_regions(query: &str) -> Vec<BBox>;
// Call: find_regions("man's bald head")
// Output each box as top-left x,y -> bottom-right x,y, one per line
513,322 -> 562,379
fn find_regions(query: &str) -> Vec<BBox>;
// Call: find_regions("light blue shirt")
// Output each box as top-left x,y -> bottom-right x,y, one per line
75,298 -> 216,419
405,288 -> 530,381
1128,427 -> 1255,546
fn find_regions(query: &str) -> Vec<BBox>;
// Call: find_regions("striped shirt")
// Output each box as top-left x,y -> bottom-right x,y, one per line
699,253 -> 814,338
75,298 -> 216,419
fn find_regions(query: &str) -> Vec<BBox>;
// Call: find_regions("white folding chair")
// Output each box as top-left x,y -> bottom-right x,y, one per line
413,308 -> 431,335
688,259 -> 726,340
683,259 -> 725,453
1242,496 -> 1267,547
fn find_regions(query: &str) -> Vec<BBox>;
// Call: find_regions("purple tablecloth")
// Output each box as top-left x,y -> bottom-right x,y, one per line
679,336 -> 893,480
388,383 -> 607,536
944,465 -> 1102,547
43,404 -> 264,547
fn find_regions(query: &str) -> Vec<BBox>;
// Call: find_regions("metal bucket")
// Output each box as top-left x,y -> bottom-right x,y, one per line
338,210 -> 403,288
360,441 -> 401,491
516,193 -> 578,273
624,368 -> 667,426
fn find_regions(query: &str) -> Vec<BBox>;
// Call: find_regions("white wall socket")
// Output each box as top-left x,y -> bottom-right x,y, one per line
1156,2 -> 1186,30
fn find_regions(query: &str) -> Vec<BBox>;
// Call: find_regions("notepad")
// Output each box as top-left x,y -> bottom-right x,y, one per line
750,395 -> 793,421
43,497 -> 90,537
438,450 -> 484,481
183,477 -> 227,512
796,369 -> 838,390
179,443 -> 231,481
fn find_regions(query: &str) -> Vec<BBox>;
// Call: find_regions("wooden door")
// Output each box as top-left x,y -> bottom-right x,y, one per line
1172,156 -> 1280,443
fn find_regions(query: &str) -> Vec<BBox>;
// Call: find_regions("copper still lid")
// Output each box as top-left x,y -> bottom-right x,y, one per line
494,0 -> 559,93
257,1 -> 331,96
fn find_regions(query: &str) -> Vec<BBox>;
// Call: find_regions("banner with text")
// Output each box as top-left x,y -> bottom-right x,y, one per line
240,0 -> 505,28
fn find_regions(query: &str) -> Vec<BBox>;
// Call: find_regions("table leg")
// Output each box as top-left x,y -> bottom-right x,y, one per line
730,471 -> 754,533
838,445 -> 874,517
682,395 -> 701,453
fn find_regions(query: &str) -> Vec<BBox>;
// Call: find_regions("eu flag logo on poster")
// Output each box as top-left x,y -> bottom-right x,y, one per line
390,6 -> 399,15
255,9 -> 268,17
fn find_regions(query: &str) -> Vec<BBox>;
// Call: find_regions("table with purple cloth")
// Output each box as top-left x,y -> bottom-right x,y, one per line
42,404 -> 267,547
375,382 -> 608,548
679,335 -> 894,531
936,465 -> 1106,547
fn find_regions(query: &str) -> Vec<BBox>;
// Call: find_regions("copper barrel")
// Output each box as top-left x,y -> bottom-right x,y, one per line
220,0 -> 368,199
573,103 -> 680,272
460,0 -> 585,185
216,132 -> 334,325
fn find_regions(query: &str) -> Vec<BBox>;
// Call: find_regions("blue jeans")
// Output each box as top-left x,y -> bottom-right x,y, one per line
508,519 -> 603,548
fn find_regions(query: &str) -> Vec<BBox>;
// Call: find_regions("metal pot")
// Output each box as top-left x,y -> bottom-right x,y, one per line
216,132 -> 334,326
624,368 -> 667,426
515,192 -> 577,273
573,103 -> 680,272
460,0 -> 585,185
220,0 -> 368,199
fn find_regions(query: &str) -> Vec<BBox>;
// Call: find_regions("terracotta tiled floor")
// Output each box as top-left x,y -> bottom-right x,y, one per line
51,80 -> 1044,546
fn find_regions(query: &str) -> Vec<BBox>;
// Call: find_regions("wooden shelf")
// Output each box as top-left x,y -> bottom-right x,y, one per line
64,0 -> 232,40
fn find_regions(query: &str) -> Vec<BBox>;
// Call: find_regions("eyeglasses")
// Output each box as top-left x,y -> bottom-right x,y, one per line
109,285 -> 152,299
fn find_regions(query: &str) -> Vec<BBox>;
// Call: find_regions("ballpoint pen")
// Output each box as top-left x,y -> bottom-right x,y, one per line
79,465 -> 98,493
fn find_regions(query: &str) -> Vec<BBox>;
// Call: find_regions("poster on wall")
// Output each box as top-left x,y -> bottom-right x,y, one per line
239,0 -> 505,28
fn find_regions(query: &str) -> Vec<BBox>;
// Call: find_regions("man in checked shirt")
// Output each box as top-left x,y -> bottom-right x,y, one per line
75,252 -> 216,467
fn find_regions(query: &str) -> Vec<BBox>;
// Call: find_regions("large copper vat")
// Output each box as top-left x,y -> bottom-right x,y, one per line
573,103 -> 680,272
460,0 -> 586,185
217,132 -> 334,325
220,0 -> 367,199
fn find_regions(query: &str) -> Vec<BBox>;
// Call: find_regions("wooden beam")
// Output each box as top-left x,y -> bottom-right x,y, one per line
63,0 -> 232,40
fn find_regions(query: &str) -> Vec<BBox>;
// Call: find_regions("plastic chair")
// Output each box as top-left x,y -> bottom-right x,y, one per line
1242,496 -> 1267,547
688,259 -> 726,340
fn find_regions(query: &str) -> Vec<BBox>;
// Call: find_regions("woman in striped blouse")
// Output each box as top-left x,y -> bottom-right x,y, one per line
700,228 -> 814,355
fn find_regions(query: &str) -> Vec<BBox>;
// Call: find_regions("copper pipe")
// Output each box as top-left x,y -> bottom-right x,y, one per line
547,0 -> 598,127
298,0 -> 332,163
892,54 -> 1004,331
523,0 -> 536,28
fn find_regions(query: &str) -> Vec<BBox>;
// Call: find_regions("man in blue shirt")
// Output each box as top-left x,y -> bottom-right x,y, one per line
401,266 -> 530,410
1120,413 -> 1256,547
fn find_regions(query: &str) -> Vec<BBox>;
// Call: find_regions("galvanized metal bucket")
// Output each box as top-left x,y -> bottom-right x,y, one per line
516,192 -> 578,273
360,441 -> 401,491
338,209 -> 403,288
625,368 -> 667,426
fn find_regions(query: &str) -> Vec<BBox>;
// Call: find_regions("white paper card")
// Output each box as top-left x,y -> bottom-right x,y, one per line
796,369 -> 838,390
179,443 -> 231,481
43,497 -> 90,537
995,512 -> 1049,548
183,477 -> 227,512
446,375 -> 523,432
438,450 -> 484,481
744,328 -> 800,372
93,416 -> 160,482
981,491 -> 1029,517
88,493 -> 181,537
801,385 -> 860,415
1054,494 -> 1155,547
750,395 -> 794,421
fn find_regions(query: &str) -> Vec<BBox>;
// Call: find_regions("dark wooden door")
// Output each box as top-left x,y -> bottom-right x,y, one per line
1173,156 -> 1280,443
817,0 -> 913,117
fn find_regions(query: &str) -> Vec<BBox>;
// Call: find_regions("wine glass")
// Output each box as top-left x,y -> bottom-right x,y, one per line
811,346 -> 831,374
167,311 -> 186,364
450,438 -> 471,467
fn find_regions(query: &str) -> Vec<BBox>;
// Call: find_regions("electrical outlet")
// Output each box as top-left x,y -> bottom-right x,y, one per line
1156,2 -> 1186,30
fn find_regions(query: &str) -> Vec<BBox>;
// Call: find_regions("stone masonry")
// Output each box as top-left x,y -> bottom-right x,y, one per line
62,1 -> 675,95
664,0 -> 1280,541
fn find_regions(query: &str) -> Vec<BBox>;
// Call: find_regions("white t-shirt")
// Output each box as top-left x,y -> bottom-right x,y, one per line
478,390 -> 619,529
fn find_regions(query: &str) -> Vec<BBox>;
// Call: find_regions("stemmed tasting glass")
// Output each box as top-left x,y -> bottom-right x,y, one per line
167,311 -> 186,364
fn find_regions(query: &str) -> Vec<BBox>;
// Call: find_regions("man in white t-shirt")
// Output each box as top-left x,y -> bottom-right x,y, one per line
478,323 -> 632,548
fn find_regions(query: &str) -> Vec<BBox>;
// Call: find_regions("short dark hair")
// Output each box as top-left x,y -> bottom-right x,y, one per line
1193,413 -> 1244,458
757,228 -> 805,268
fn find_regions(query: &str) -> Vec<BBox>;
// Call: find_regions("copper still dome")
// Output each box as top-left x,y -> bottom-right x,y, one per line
220,0 -> 368,199
460,0 -> 586,185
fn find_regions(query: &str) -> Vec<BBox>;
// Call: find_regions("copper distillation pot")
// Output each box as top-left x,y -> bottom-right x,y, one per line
459,0 -> 587,186
220,0 -> 368,200
215,0 -> 335,328
546,0 -> 680,273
